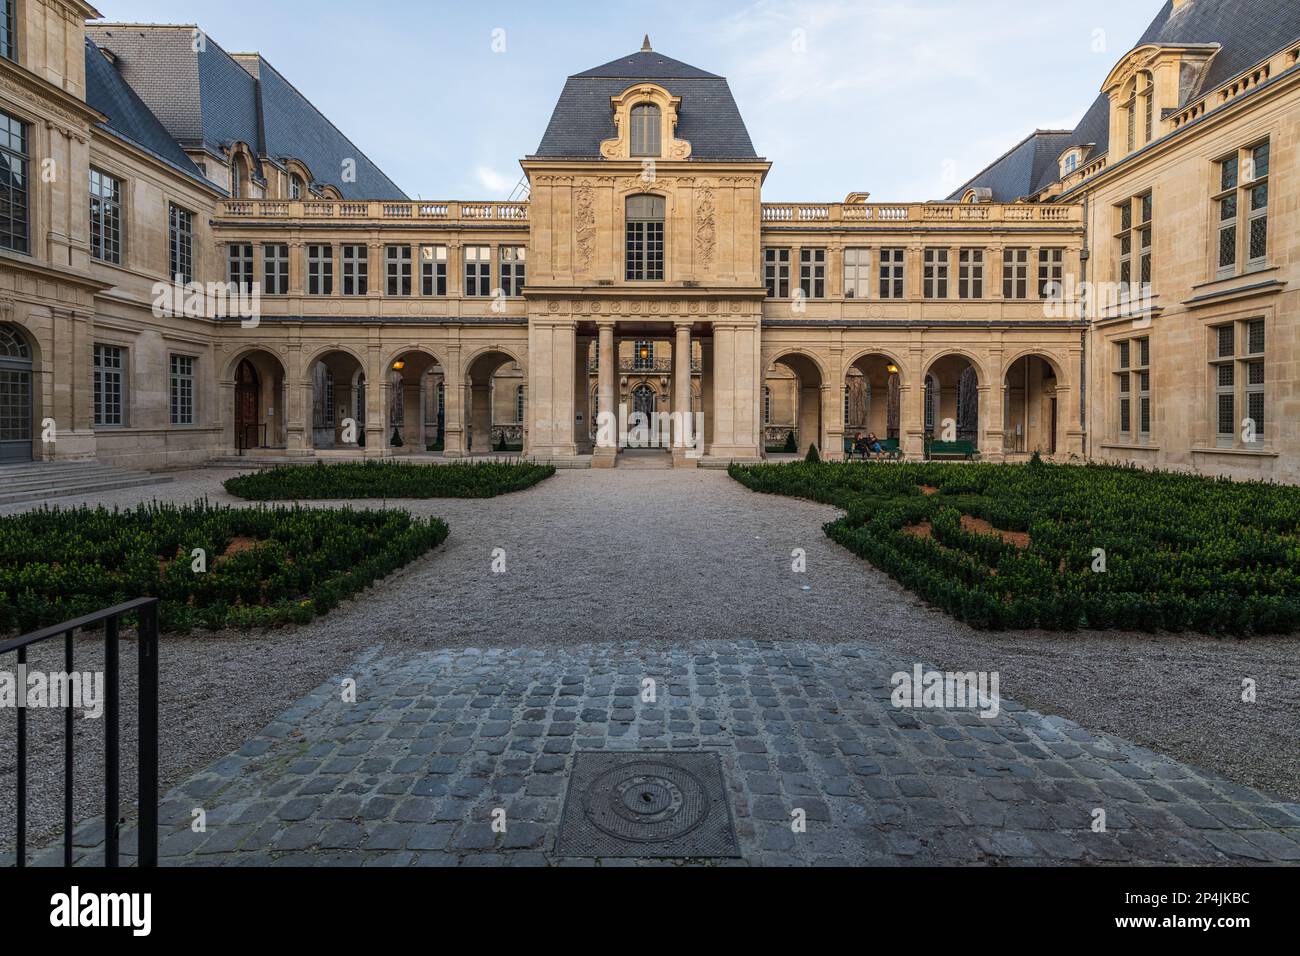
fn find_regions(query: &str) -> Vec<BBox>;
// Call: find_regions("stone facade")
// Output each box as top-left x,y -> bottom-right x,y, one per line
0,3 -> 1295,480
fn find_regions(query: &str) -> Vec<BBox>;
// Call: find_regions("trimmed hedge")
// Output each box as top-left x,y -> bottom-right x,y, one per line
224,460 -> 555,501
0,501 -> 448,635
730,460 -> 1300,635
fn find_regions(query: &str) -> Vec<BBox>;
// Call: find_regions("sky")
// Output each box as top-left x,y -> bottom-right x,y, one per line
92,0 -> 1164,202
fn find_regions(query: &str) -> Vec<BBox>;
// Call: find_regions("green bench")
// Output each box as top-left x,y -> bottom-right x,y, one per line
845,437 -> 903,461
925,440 -> 981,461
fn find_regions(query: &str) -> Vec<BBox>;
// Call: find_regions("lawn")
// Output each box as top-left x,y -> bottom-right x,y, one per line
730,458 -> 1300,635
0,502 -> 448,634
225,460 -> 555,501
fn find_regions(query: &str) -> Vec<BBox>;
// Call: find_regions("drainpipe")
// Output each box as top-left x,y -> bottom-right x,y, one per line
1080,194 -> 1092,461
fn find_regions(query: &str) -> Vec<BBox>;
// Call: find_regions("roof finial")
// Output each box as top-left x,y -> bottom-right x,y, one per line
641,34 -> 653,53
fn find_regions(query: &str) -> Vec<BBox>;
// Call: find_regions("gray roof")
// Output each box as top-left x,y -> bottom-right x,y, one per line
84,38 -> 208,185
952,0 -> 1300,201
533,46 -> 758,160
85,24 -> 406,200
947,130 -> 1072,203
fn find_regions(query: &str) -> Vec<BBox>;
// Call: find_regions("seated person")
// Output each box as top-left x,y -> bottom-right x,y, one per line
866,433 -> 886,456
852,433 -> 869,460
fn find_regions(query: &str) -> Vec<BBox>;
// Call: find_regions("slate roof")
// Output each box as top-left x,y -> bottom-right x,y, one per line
533,45 -> 758,160
84,38 -> 208,185
950,0 -> 1300,201
946,130 -> 1072,203
85,24 -> 406,200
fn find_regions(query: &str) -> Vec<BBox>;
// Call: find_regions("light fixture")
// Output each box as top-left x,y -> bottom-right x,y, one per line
887,364 -> 900,375
392,360 -> 406,371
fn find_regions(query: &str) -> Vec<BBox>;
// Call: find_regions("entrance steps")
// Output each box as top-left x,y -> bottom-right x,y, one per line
616,451 -> 674,470
0,461 -> 173,507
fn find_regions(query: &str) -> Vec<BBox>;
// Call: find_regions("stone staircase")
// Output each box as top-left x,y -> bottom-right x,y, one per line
0,461 -> 174,507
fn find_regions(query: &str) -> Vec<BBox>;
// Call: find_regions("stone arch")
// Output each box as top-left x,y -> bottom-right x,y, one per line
923,350 -> 984,448
464,347 -> 527,455
299,343 -> 368,384
768,349 -> 827,458
305,349 -> 366,450
845,352 -> 906,443
0,322 -> 38,462
1003,350 -> 1068,457
227,348 -> 287,451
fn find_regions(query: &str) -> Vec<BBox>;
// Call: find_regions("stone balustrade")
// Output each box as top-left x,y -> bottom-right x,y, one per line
218,200 -> 530,223
760,202 -> 1082,224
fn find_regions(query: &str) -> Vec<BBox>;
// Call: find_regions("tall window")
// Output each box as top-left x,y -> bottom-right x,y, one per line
500,246 -> 526,297
844,248 -> 870,299
290,174 -> 304,200
170,354 -> 195,426
89,169 -> 123,264
227,243 -> 254,293
230,158 -> 244,200
464,245 -> 491,296
0,110 -> 29,253
168,204 -> 193,283
633,340 -> 655,371
307,244 -> 333,295
1003,248 -> 1029,299
341,245 -> 368,296
763,386 -> 772,425
1,0 -> 16,63
1211,319 -> 1266,448
386,245 -> 412,296
879,248 -> 905,299
923,248 -> 949,298
93,344 -> 124,427
765,248 -> 791,298
1038,248 -> 1064,299
515,385 -> 526,423
958,249 -> 984,299
263,243 -> 288,295
1116,192 -> 1152,297
1214,141 -> 1269,277
799,248 -> 826,299
630,104 -> 661,157
625,195 -> 665,281
421,245 -> 447,296
1116,337 -> 1150,443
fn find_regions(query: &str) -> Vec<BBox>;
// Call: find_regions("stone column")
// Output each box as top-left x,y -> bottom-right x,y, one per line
673,321 -> 695,466
442,346 -> 465,457
593,320 -> 617,467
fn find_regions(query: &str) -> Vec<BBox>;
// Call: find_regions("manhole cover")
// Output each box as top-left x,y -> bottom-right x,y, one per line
557,752 -> 740,859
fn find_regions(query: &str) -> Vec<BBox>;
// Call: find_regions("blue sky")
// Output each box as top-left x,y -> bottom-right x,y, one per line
94,0 -> 1163,201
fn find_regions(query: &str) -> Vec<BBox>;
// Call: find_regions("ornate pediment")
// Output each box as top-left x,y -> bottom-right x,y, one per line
599,83 -> 692,161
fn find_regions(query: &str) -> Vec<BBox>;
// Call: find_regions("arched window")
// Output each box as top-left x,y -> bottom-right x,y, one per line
1124,78 -> 1138,152
630,104 -> 661,157
1139,71 -> 1154,145
231,157 -> 245,199
632,383 -> 656,418
626,194 -> 665,281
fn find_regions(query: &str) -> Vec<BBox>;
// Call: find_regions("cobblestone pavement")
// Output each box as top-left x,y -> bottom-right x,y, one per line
42,640 -> 1300,867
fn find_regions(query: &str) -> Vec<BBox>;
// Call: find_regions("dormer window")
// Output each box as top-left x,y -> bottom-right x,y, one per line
1062,152 -> 1079,176
290,174 -> 304,199
231,158 -> 244,199
630,104 -> 661,157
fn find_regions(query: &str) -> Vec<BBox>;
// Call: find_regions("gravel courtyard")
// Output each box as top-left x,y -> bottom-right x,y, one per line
2,464 -> 1298,862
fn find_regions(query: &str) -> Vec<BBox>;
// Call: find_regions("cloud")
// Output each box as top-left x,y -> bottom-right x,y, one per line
474,165 -> 515,196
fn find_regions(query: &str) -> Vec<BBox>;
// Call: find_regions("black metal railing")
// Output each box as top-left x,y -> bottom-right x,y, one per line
1,598 -> 159,868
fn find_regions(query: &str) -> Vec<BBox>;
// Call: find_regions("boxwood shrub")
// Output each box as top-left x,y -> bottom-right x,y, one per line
0,501 -> 449,635
730,460 -> 1300,636
224,460 -> 555,501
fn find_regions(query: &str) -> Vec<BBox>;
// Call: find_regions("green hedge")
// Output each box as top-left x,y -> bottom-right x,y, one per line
224,460 -> 555,501
0,501 -> 449,635
730,460 -> 1300,635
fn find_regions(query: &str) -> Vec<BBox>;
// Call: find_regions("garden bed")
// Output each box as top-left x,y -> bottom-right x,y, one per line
730,458 -> 1300,635
224,460 -> 555,501
0,501 -> 448,634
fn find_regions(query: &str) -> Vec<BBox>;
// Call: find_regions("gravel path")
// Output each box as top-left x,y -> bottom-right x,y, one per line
2,465 -> 1297,856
